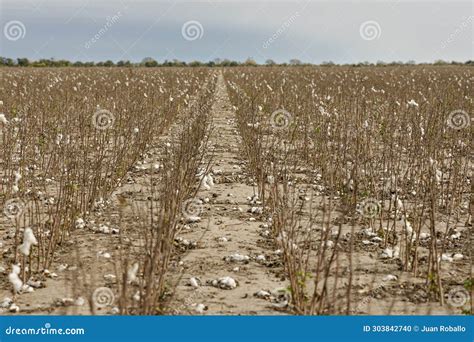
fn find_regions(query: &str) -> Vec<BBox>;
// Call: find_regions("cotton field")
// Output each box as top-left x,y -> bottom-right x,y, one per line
0,66 -> 471,315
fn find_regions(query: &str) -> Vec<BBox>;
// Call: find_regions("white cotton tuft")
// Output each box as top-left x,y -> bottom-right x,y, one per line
127,262 -> 139,283
14,171 -> 22,183
24,228 -> 38,246
75,218 -> 85,229
0,113 -> 8,124
8,265 -> 23,293
18,228 -> 38,256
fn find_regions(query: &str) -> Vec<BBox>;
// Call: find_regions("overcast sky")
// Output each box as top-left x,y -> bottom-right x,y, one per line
0,0 -> 472,63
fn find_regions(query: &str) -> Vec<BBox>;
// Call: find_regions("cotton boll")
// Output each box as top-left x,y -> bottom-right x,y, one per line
254,290 -> 271,299
9,303 -> 20,313
189,277 -> 201,288
383,274 -> 398,281
419,232 -> 430,240
194,303 -> 207,313
0,297 -> 12,308
381,247 -> 399,259
55,133 -> 63,145
8,265 -> 23,293
217,276 -> 237,289
450,232 -> 461,240
18,243 -> 31,256
224,254 -> 250,263
75,218 -> 86,229
18,228 -> 38,256
127,262 -> 139,283
440,253 -> 454,262
14,171 -> 21,184
206,174 -> 214,187
0,113 -> 8,125
24,228 -> 38,246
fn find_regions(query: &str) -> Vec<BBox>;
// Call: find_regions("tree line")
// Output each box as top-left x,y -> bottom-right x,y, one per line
1,57 -> 473,67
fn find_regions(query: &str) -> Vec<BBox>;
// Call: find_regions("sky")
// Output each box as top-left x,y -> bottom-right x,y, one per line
0,0 -> 472,64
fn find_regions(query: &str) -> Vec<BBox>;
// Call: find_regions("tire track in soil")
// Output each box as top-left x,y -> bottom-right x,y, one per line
169,73 -> 287,315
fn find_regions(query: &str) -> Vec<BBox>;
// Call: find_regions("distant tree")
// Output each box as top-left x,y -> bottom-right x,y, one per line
17,58 -> 30,66
320,61 -> 335,66
289,59 -> 302,65
265,59 -> 276,66
189,61 -> 203,67
117,60 -> 131,67
243,58 -> 257,66
141,57 -> 158,67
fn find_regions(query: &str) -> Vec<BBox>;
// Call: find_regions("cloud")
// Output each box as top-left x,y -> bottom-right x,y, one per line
0,0 -> 472,63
